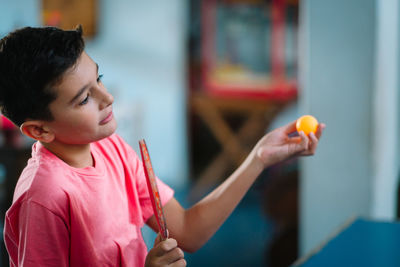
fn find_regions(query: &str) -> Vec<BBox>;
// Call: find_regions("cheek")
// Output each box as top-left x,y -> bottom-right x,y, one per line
56,113 -> 95,133
74,117 -> 98,132
70,107 -> 98,125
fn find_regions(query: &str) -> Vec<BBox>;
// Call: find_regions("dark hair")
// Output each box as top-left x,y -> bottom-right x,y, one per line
0,26 -> 85,126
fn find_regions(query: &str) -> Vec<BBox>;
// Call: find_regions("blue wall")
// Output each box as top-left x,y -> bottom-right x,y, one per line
299,0 -> 376,254
371,0 -> 400,219
299,0 -> 400,256
0,0 -> 189,189
0,0 -> 40,35
86,0 -> 188,189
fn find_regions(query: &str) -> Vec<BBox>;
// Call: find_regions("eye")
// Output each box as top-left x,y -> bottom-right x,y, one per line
97,74 -> 103,83
79,94 -> 90,105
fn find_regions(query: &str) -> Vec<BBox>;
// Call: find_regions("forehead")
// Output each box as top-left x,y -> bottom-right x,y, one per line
54,52 -> 95,96
62,52 -> 95,84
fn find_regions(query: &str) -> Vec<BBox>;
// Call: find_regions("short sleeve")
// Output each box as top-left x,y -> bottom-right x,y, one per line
106,134 -> 175,224
6,201 -> 70,267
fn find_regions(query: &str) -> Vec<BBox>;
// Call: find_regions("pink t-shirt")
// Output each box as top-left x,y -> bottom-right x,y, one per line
3,134 -> 174,267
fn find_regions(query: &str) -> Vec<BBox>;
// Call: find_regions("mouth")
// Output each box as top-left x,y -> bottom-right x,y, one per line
100,111 -> 113,125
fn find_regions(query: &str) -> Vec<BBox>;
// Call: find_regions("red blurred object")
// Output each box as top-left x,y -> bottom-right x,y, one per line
1,115 -> 16,130
201,0 -> 297,101
0,115 -> 23,147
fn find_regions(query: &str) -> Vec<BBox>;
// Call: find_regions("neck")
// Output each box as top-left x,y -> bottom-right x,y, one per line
41,141 -> 93,168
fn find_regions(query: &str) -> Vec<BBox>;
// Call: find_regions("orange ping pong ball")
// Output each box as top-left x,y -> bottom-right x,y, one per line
296,115 -> 319,136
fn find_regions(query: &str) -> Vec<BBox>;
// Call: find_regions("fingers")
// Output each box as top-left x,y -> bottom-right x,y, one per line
297,131 -> 309,152
169,258 -> 187,267
300,122 -> 325,155
257,120 -> 325,165
307,132 -> 318,155
295,130 -> 320,156
162,247 -> 185,265
308,123 -> 325,153
155,238 -> 178,257
147,237 -> 185,266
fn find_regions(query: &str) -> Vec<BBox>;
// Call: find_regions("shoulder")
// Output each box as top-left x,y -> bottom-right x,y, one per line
12,153 -> 73,216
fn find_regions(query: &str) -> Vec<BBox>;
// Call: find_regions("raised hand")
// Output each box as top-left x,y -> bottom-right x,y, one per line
254,120 -> 326,167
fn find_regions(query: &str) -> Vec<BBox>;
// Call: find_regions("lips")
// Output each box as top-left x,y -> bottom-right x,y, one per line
100,111 -> 113,125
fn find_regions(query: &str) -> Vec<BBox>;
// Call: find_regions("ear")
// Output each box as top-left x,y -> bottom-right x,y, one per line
20,121 -> 55,143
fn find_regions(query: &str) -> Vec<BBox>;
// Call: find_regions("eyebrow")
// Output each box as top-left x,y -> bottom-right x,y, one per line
69,63 -> 99,104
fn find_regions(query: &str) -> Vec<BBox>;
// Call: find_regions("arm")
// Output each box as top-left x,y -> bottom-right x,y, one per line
147,120 -> 325,252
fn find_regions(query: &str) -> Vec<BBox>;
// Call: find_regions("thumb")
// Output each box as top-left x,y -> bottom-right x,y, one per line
153,232 -> 162,247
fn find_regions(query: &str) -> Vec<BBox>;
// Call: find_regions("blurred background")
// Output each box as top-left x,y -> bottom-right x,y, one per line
0,0 -> 399,266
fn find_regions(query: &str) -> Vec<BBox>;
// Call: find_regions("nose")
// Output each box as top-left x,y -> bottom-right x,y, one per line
99,89 -> 114,110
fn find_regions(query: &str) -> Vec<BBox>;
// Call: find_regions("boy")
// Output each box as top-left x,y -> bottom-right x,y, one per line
0,26 -> 324,267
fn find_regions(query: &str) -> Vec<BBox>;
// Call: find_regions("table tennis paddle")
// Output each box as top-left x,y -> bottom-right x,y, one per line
139,139 -> 168,240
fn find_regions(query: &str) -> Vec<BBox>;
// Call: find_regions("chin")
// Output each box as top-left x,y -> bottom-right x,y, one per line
102,120 -> 118,138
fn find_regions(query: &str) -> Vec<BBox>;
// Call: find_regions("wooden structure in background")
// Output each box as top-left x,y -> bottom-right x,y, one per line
190,92 -> 286,198
190,0 -> 298,198
42,0 -> 98,37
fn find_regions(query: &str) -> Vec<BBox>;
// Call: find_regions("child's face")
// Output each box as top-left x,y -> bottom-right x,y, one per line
44,52 -> 117,145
